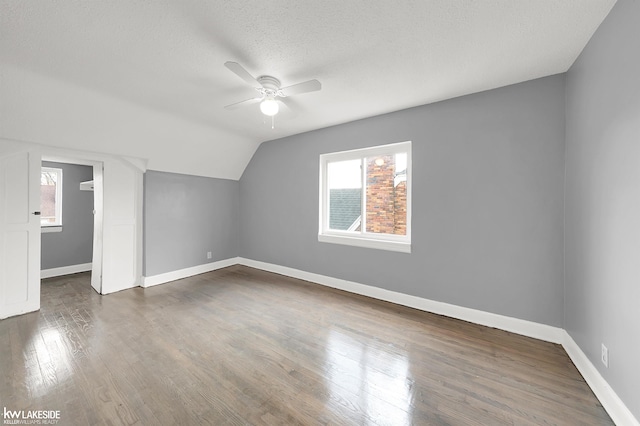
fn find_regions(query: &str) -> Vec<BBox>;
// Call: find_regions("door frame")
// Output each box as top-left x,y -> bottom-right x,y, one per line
41,155 -> 104,294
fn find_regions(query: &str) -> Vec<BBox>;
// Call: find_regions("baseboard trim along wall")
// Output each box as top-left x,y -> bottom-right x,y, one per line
236,257 -> 638,426
139,257 -> 637,425
237,257 -> 563,343
142,257 -> 240,288
562,332 -> 639,426
41,263 -> 92,279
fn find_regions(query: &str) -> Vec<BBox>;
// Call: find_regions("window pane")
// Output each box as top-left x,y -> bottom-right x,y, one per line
40,170 -> 58,226
365,153 -> 407,235
328,160 -> 362,231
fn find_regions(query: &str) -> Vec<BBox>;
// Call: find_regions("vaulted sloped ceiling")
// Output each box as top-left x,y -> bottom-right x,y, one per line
0,1 -> 616,180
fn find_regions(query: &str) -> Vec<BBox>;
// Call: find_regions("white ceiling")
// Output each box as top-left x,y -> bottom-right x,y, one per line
1,0 -> 616,180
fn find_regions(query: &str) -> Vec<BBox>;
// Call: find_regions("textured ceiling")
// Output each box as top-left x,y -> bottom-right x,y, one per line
0,0 -> 616,179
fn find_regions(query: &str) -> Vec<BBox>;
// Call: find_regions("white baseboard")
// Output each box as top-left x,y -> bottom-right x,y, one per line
41,263 -> 92,279
143,257 -> 637,425
237,257 -> 564,344
238,258 -> 638,424
142,257 -> 240,288
562,332 -> 639,426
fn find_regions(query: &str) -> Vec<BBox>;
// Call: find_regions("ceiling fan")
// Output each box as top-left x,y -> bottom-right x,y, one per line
223,61 -> 321,117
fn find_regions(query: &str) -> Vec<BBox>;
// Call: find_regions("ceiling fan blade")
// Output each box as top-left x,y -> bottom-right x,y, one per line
280,79 -> 321,97
224,61 -> 260,86
224,96 -> 262,110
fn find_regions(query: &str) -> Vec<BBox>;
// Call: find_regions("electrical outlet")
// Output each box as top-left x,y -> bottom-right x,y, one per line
601,343 -> 609,368
207,251 -> 212,259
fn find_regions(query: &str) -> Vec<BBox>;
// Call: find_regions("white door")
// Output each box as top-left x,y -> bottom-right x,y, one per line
100,158 -> 142,294
90,163 -> 104,294
0,149 -> 41,319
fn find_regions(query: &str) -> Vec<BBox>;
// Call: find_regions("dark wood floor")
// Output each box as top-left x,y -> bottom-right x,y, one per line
1,266 -> 612,425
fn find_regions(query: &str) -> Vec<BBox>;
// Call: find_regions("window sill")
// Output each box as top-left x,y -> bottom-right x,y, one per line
318,233 -> 411,253
41,226 -> 62,233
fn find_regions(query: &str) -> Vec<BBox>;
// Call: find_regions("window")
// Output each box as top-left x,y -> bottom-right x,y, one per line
319,141 -> 411,253
40,167 -> 63,227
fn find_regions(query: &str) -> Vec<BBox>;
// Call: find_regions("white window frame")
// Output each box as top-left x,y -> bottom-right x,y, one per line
41,167 -> 63,228
319,141 -> 411,253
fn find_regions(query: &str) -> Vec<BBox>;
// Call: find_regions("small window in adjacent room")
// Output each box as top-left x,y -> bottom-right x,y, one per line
319,141 -> 411,253
40,167 -> 63,227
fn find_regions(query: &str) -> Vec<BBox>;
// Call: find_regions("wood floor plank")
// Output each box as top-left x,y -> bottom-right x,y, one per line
0,267 -> 613,425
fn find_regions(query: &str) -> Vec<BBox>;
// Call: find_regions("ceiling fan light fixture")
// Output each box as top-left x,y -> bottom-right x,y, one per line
260,98 -> 279,116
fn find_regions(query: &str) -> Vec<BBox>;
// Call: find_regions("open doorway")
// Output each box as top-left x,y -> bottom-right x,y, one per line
1,143 -> 141,319
40,156 -> 104,294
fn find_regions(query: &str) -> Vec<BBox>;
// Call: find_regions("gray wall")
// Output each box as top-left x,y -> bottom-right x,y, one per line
144,170 -> 239,276
565,0 -> 640,419
41,161 -> 94,270
240,75 -> 566,327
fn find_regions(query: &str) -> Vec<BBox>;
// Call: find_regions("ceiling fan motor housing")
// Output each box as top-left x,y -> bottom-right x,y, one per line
257,75 -> 283,97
